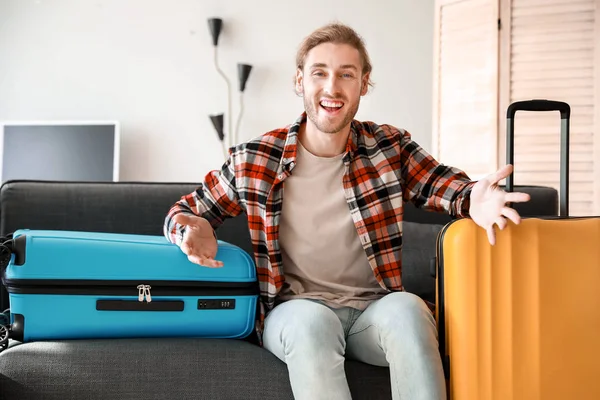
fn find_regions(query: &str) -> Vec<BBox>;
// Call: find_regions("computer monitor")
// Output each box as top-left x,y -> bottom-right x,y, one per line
0,121 -> 120,183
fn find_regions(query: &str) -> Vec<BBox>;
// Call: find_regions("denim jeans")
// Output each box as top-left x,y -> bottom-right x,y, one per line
262,292 -> 446,400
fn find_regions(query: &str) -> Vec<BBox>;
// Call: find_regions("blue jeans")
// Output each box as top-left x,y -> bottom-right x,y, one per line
263,292 -> 446,400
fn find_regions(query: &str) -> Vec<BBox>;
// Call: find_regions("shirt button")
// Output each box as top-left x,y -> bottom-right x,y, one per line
278,174 -> 284,180
360,233 -> 370,244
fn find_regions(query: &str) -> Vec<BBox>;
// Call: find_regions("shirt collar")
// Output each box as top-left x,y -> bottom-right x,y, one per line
279,112 -> 361,174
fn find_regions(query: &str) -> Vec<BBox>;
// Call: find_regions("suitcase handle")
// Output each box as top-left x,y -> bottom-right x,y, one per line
0,234 -> 26,273
96,300 -> 185,312
505,99 -> 570,217
507,99 -> 570,119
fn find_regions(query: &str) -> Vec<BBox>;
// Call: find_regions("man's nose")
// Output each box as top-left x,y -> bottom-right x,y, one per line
323,75 -> 341,95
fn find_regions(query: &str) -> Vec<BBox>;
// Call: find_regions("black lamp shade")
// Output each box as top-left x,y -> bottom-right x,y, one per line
238,63 -> 252,92
209,114 -> 225,141
208,18 -> 222,46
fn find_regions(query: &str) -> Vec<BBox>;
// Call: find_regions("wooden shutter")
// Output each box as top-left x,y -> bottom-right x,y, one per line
433,0 -> 500,180
499,0 -> 600,216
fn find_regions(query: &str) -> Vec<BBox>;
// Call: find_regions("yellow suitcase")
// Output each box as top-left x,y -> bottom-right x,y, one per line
435,100 -> 600,400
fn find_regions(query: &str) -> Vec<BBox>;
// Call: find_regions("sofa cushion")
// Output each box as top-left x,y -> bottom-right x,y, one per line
0,338 -> 391,400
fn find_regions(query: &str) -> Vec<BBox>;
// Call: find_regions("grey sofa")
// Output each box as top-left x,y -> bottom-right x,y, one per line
0,180 -> 557,400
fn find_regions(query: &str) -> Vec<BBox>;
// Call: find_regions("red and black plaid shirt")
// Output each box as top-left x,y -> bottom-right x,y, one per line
164,112 -> 474,336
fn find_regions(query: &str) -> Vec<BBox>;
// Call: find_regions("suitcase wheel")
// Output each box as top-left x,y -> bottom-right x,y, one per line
0,324 -> 9,352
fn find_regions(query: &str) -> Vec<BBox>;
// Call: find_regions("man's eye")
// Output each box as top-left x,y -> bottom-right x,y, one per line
313,72 -> 325,77
342,73 -> 353,78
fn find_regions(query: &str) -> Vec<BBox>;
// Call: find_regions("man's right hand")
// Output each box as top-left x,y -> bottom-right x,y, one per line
173,213 -> 223,268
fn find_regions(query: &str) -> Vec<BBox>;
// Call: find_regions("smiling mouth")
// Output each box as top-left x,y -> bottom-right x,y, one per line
320,99 -> 344,113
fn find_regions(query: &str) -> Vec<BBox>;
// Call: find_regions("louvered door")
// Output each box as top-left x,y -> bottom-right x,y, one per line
499,0 -> 600,216
432,0 -> 500,180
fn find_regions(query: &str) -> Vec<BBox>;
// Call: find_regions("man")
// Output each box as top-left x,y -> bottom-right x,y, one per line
164,23 -> 530,400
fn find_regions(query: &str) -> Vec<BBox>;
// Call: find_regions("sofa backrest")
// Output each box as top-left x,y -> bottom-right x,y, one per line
0,179 -> 254,249
0,180 -> 197,235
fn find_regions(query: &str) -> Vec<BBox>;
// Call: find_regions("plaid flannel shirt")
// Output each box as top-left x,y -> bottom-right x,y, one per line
164,112 -> 474,339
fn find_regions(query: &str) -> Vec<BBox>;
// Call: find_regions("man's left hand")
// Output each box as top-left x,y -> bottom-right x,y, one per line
469,164 -> 531,245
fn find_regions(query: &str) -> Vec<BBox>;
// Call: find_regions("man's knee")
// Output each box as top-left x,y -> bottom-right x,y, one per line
371,292 -> 436,333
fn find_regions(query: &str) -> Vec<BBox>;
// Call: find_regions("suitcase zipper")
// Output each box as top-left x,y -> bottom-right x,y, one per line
137,284 -> 152,302
2,279 -> 258,297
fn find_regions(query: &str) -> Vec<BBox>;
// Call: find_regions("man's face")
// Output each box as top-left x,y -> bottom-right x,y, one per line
296,42 -> 369,135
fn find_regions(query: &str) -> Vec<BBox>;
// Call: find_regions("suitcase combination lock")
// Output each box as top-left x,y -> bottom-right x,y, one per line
137,284 -> 152,303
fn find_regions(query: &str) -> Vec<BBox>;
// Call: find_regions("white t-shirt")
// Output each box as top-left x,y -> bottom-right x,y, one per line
278,141 -> 387,310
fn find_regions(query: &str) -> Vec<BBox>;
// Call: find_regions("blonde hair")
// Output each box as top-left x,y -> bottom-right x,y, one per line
295,23 -> 374,89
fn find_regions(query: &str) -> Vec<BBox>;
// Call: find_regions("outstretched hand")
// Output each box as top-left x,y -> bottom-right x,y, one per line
173,213 -> 223,268
469,164 -> 531,245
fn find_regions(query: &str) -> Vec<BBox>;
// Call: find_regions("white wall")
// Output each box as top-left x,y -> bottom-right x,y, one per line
0,0 -> 434,182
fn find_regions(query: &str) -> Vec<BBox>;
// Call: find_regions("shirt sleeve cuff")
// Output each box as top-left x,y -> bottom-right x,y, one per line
456,183 -> 475,218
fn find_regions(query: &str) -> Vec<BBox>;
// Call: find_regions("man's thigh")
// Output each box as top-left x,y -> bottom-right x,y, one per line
262,299 -> 345,362
345,292 -> 436,366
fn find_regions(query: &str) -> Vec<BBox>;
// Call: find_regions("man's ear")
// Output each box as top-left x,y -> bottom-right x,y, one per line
295,68 -> 304,96
360,72 -> 370,96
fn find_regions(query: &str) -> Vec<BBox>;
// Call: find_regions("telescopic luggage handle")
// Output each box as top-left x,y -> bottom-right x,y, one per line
505,99 -> 571,217
507,99 -> 570,118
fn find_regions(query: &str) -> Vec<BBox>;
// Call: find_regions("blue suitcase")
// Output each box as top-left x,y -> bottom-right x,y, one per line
0,229 -> 258,350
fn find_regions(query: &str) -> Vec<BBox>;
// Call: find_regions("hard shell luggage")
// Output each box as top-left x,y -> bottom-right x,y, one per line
435,100 -> 600,400
0,229 -> 258,351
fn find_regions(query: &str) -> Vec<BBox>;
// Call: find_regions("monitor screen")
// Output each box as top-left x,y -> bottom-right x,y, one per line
0,122 -> 120,183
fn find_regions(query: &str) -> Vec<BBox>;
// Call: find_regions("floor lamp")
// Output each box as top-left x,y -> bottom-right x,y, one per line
207,18 -> 253,159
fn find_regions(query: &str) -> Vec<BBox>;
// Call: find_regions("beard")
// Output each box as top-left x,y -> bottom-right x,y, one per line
303,95 -> 360,134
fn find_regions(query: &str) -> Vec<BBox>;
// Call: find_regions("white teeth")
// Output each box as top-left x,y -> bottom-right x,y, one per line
320,100 -> 343,108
